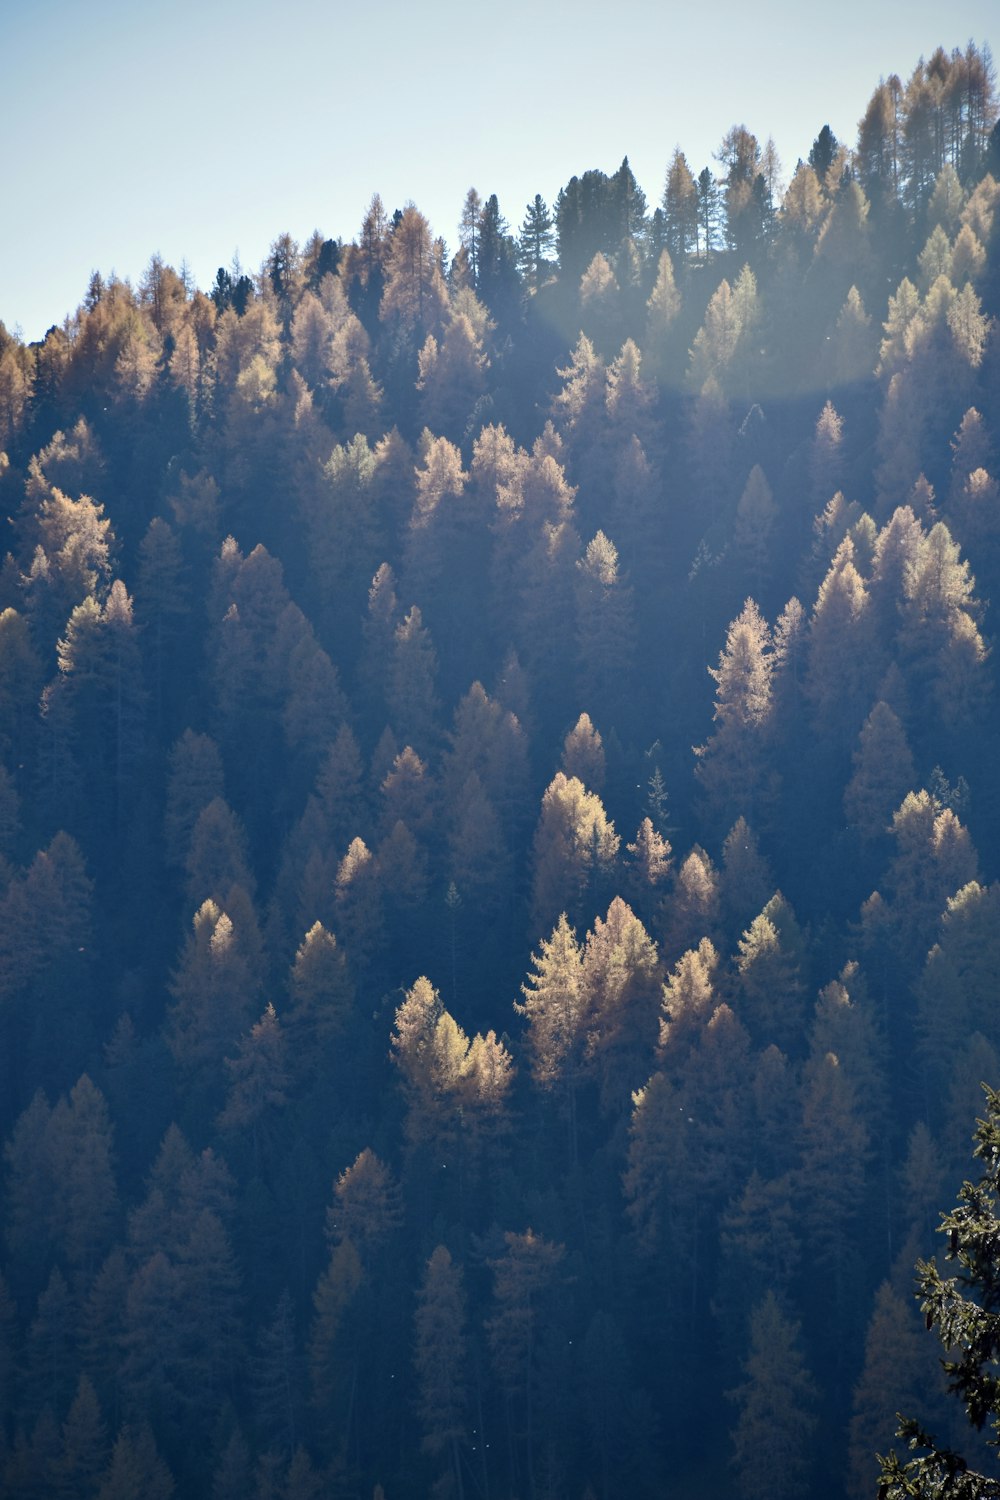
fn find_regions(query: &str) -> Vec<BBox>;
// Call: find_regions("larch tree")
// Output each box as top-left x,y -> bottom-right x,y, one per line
334,836 -> 384,975
46,1074 -> 120,1284
96,1422 -> 174,1500
843,701 -> 917,840
516,913 -> 586,1164
417,307 -> 489,438
444,772 -> 505,910
862,788 -> 979,974
529,772 -> 620,937
58,1370 -> 108,1499
440,679 -> 530,841
733,465 -> 778,587
644,250 -> 681,380
734,904 -> 806,1054
308,1236 -> 363,1436
43,580 -> 146,832
663,843 -> 721,959
251,1288 -> 302,1460
716,1169 -> 801,1353
574,530 -> 635,725
386,605 -> 441,759
695,599 -> 777,831
380,204 -> 448,336
325,1148 -> 403,1270
848,1281 -> 934,1500
553,333 -> 606,440
797,1049 -> 872,1344
810,400 -> 845,506
314,723 -> 367,851
663,149 -> 699,261
167,898 -> 262,1093
183,795 -> 255,910
719,817 -> 774,936
285,921 -> 355,1078
604,338 -> 655,442
623,813 -> 673,927
0,606 -> 43,770
390,977 -> 462,1156
217,1003 -> 289,1168
898,520 -> 987,722
728,1292 -> 816,1500
578,253 -> 621,352
581,896 -> 661,1114
413,1245 -> 469,1496
658,937 -> 719,1060
915,881 -> 1000,1097
805,538 -> 879,744
688,279 -> 740,389
486,1229 -> 565,1496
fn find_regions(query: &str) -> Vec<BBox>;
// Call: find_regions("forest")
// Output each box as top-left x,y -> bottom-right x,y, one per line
0,38 -> 999,1500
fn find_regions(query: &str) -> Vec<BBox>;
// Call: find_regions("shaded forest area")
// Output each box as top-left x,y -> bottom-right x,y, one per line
1,39 -> 1000,1500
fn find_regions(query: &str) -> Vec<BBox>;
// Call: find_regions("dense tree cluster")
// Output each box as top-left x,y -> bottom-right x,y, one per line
0,39 -> 999,1500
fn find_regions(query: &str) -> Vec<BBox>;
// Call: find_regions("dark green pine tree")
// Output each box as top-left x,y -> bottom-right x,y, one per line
879,1085 -> 1000,1498
518,195 -> 555,292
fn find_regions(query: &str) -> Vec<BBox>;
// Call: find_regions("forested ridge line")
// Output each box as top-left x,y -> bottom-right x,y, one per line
0,39 -> 999,1500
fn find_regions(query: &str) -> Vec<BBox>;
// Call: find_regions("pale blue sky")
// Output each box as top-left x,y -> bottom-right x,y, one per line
1,0 -> 995,341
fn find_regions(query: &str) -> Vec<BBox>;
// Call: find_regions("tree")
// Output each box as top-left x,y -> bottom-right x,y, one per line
136,517 -> 187,729
413,1245 -> 468,1494
658,937 -> 719,1058
380,205 -> 447,335
664,844 -> 721,959
916,883 -> 1000,1098
417,308 -> 489,438
582,896 -> 661,1113
663,149 -> 699,262
574,530 -> 636,725
285,921 -> 354,1077
720,817 -> 773,935
689,279 -> 740,388
844,702 -> 917,840
696,167 -> 721,257
183,795 -> 255,909
517,913 -> 585,1101
862,789 -> 979,974
878,1085 -> 1000,1499
695,599 -> 777,830
334,836 -> 384,974
387,605 -> 440,758
529,772 -> 619,936
644,251 -> 681,383
42,579 -> 146,832
728,1292 -> 816,1500
486,1229 -> 565,1495
217,1003 -> 289,1167
805,538 -> 878,743
48,1074 -> 120,1282
97,1423 -> 174,1500
518,195 -> 555,291
325,1148 -> 402,1261
58,1371 -> 108,1499
734,465 -> 778,586
167,897 -> 262,1089
734,903 -> 806,1053
477,192 -> 519,315
797,1049 -> 871,1342
717,125 -> 765,256
848,1282 -> 932,1500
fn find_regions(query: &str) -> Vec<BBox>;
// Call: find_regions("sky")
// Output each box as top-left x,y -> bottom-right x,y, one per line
1,0 -> 996,343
